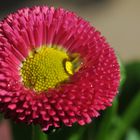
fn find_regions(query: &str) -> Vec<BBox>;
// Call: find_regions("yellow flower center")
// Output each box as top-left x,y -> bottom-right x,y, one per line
20,46 -> 80,92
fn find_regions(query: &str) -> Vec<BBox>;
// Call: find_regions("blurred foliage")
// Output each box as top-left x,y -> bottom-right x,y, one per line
119,62 -> 140,112
126,129 -> 140,140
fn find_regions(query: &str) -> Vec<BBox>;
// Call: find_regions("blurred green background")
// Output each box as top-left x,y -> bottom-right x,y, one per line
0,0 -> 140,140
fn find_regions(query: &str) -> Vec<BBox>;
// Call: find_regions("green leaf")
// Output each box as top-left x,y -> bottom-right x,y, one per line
118,58 -> 126,90
119,61 -> 140,115
110,91 -> 140,140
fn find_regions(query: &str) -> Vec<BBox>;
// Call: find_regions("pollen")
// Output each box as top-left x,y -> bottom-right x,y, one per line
20,46 -> 75,92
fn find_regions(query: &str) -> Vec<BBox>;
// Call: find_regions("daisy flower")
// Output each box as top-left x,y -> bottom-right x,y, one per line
0,6 -> 120,131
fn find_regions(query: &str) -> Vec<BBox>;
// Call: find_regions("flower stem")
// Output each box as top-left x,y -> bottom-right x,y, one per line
96,97 -> 119,140
32,125 -> 48,140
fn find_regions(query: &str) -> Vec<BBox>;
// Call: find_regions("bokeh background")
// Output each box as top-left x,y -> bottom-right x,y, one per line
0,0 -> 140,140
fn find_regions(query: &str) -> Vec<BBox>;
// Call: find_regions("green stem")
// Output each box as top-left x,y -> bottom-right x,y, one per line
110,91 -> 140,140
68,127 -> 85,140
11,122 -> 32,140
32,125 -> 48,140
96,98 -> 119,140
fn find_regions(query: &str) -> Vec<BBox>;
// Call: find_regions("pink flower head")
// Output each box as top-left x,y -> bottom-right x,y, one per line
0,6 -> 120,131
